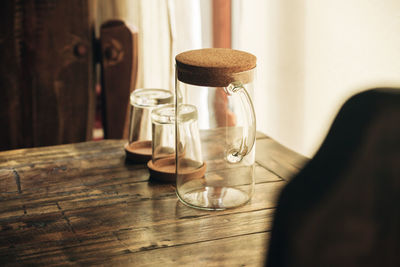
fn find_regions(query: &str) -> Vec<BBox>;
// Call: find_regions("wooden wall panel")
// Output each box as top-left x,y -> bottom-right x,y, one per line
0,0 -> 96,151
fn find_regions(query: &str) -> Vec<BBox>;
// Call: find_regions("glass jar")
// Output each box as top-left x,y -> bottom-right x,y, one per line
147,104 -> 205,183
125,88 -> 174,163
175,48 -> 257,210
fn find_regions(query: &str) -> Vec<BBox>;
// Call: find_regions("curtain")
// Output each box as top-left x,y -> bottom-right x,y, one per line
96,0 -> 202,92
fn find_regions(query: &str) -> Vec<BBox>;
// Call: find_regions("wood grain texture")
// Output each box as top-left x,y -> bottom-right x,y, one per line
256,138 -> 308,181
0,133 -> 307,266
0,0 -> 96,151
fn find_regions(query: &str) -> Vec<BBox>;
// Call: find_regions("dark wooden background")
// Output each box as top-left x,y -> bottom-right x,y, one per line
0,0 -> 96,151
0,0 -> 138,151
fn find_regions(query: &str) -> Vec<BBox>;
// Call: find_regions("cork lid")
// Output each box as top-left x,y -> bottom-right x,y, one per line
176,48 -> 256,87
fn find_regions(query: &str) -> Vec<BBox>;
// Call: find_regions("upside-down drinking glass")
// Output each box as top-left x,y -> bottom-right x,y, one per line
125,88 -> 174,163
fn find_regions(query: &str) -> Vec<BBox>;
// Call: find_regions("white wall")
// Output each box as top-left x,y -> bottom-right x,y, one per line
200,0 -> 213,48
303,0 -> 400,156
233,0 -> 400,157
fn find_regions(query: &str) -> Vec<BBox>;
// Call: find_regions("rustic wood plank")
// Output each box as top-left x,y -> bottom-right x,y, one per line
256,138 -> 308,181
0,164 -> 283,219
0,133 -> 305,266
1,193 -> 275,264
0,169 -> 19,193
0,180 -> 283,265
2,231 -> 270,267
92,232 -> 270,267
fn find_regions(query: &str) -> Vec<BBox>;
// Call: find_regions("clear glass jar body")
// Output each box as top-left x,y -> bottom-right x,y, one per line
175,69 -> 256,210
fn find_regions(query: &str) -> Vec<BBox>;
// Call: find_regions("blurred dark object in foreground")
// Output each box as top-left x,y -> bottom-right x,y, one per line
266,88 -> 400,267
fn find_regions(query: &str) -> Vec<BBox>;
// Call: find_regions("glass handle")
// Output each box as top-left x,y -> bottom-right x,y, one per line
225,82 -> 256,163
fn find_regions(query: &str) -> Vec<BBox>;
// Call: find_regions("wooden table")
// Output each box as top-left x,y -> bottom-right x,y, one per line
0,133 -> 307,266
